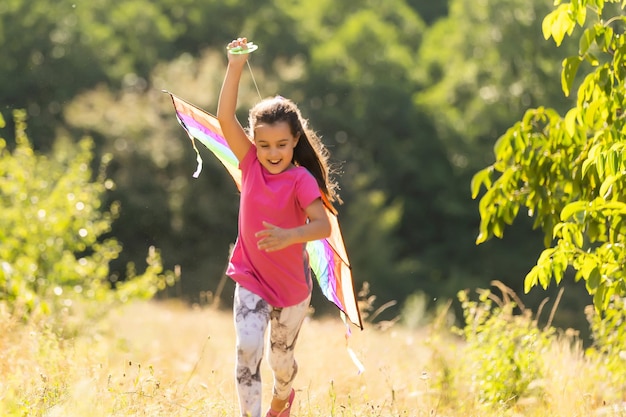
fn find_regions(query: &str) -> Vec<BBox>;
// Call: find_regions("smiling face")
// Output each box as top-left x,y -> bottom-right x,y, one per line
253,121 -> 299,174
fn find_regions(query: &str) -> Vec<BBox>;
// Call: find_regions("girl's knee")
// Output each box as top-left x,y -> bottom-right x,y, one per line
237,336 -> 262,360
269,353 -> 297,376
236,320 -> 266,359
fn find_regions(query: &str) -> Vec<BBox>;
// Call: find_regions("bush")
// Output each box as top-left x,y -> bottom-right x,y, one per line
454,281 -> 553,409
0,110 -> 177,320
585,296 -> 626,401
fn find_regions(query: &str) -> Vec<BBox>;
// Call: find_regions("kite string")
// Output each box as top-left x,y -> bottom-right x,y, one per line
247,60 -> 263,101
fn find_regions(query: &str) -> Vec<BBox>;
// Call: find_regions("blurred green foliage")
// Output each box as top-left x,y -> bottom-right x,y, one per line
0,110 -> 178,319
0,0 -> 602,330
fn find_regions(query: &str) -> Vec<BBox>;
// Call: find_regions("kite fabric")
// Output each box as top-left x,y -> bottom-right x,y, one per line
164,91 -> 363,330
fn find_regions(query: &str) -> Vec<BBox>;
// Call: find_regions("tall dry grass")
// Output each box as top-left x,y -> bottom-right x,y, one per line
1,299 -> 624,416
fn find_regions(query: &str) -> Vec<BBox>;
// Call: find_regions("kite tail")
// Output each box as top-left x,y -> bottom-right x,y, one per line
342,312 -> 365,374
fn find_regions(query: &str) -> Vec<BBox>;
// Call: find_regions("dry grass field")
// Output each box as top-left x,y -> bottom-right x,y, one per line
1,299 -> 625,417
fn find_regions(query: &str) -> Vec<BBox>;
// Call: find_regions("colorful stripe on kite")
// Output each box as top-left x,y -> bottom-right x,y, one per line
164,91 -> 363,330
168,91 -> 241,185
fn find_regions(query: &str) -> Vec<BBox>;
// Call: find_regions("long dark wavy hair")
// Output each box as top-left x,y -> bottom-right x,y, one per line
247,96 -> 341,207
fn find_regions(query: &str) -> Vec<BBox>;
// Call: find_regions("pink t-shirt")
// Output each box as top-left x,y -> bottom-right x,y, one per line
227,145 -> 322,307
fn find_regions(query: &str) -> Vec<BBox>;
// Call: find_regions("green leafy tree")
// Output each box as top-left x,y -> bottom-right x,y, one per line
64,53 -> 240,300
293,3 -> 432,302
417,0 -> 576,175
4,0 -> 594,320
411,0 -> 598,324
0,110 -> 177,318
0,0 -> 250,148
472,0 -> 626,311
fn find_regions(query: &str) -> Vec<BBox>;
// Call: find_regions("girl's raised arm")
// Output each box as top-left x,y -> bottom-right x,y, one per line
217,38 -> 253,162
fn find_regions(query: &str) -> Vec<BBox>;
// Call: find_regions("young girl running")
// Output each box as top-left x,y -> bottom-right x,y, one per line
217,37 -> 341,417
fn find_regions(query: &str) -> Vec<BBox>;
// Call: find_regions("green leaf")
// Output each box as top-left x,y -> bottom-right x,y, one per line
542,9 -> 558,41
610,216 -> 622,243
573,227 -> 584,248
476,230 -> 487,245
471,167 -> 492,199
562,56 -> 582,97
588,221 -> 601,242
564,108 -> 579,138
575,4 -> 587,27
476,216 -> 491,245
524,267 -> 540,293
493,131 -> 513,158
553,222 -> 565,239
537,247 -> 556,264
553,250 -> 568,284
543,5 -> 575,46
493,218 -> 504,239
607,150 -> 619,176
593,284 -> 606,311
600,26 -> 614,52
597,152 -> 606,178
581,157 -> 596,178
478,189 -> 496,220
580,256 -> 599,280
560,201 -> 586,221
579,26 -> 596,55
539,265 -> 551,290
584,97 -> 599,127
586,267 -> 601,293
603,201 -> 626,210
599,174 -> 617,198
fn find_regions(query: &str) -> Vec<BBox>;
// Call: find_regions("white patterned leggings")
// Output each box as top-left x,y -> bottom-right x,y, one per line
233,284 -> 311,417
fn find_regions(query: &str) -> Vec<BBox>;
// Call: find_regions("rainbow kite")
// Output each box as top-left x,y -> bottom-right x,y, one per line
164,91 -> 363,330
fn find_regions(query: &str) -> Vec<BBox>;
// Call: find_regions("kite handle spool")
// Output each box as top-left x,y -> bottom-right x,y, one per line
227,42 -> 259,55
